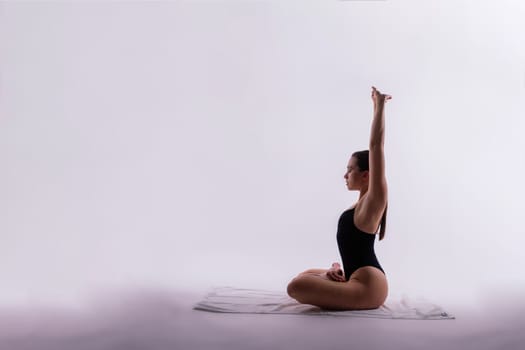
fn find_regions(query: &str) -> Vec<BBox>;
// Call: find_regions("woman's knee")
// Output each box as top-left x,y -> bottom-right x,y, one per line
287,276 -> 304,298
287,274 -> 319,298
286,280 -> 296,298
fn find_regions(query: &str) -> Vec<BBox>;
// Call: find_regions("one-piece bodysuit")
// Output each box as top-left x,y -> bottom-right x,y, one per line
336,207 -> 385,281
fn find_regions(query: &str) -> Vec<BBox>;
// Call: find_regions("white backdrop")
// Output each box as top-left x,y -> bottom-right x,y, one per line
1,0 -> 524,308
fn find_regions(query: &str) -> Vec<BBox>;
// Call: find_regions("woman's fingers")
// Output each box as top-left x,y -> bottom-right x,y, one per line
371,86 -> 392,101
335,270 -> 344,281
327,270 -> 345,282
327,271 -> 337,281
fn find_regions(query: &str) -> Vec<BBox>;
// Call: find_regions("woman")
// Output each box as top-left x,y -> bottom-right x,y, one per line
286,86 -> 392,311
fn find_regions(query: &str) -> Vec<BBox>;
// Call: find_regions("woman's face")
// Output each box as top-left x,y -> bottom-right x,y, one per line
344,157 -> 363,190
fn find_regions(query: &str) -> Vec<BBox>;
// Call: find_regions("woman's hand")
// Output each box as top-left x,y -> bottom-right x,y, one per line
326,262 -> 346,282
371,86 -> 392,108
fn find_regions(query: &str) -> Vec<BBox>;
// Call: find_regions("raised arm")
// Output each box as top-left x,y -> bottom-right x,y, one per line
368,86 -> 391,201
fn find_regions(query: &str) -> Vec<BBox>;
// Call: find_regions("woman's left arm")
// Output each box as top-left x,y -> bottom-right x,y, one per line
368,86 -> 391,200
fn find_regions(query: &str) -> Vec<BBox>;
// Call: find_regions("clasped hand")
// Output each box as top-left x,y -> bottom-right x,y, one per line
371,86 -> 392,108
325,262 -> 346,282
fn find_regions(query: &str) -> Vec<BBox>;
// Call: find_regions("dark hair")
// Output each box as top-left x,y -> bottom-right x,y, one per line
351,150 -> 388,241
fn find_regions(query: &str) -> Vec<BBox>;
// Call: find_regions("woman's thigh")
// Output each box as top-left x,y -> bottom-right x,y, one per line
349,266 -> 388,306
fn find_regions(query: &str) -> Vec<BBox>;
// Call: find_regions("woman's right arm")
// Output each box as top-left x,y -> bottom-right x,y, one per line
368,87 -> 391,204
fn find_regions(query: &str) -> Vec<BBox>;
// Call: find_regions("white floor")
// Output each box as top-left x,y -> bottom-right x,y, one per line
1,288 -> 524,350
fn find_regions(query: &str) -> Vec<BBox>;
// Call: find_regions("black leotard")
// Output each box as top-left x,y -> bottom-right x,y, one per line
336,207 -> 385,281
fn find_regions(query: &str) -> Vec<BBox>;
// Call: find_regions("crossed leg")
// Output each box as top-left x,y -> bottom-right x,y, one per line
287,269 -> 373,311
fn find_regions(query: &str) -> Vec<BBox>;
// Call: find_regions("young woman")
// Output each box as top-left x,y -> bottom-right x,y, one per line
286,86 -> 392,310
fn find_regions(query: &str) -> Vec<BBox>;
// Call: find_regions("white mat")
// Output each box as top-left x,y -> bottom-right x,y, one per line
193,286 -> 455,320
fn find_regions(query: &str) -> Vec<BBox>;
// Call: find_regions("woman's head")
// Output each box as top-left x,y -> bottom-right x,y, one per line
344,150 -> 370,191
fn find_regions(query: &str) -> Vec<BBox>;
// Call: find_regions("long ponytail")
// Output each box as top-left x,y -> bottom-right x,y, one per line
378,202 -> 387,241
